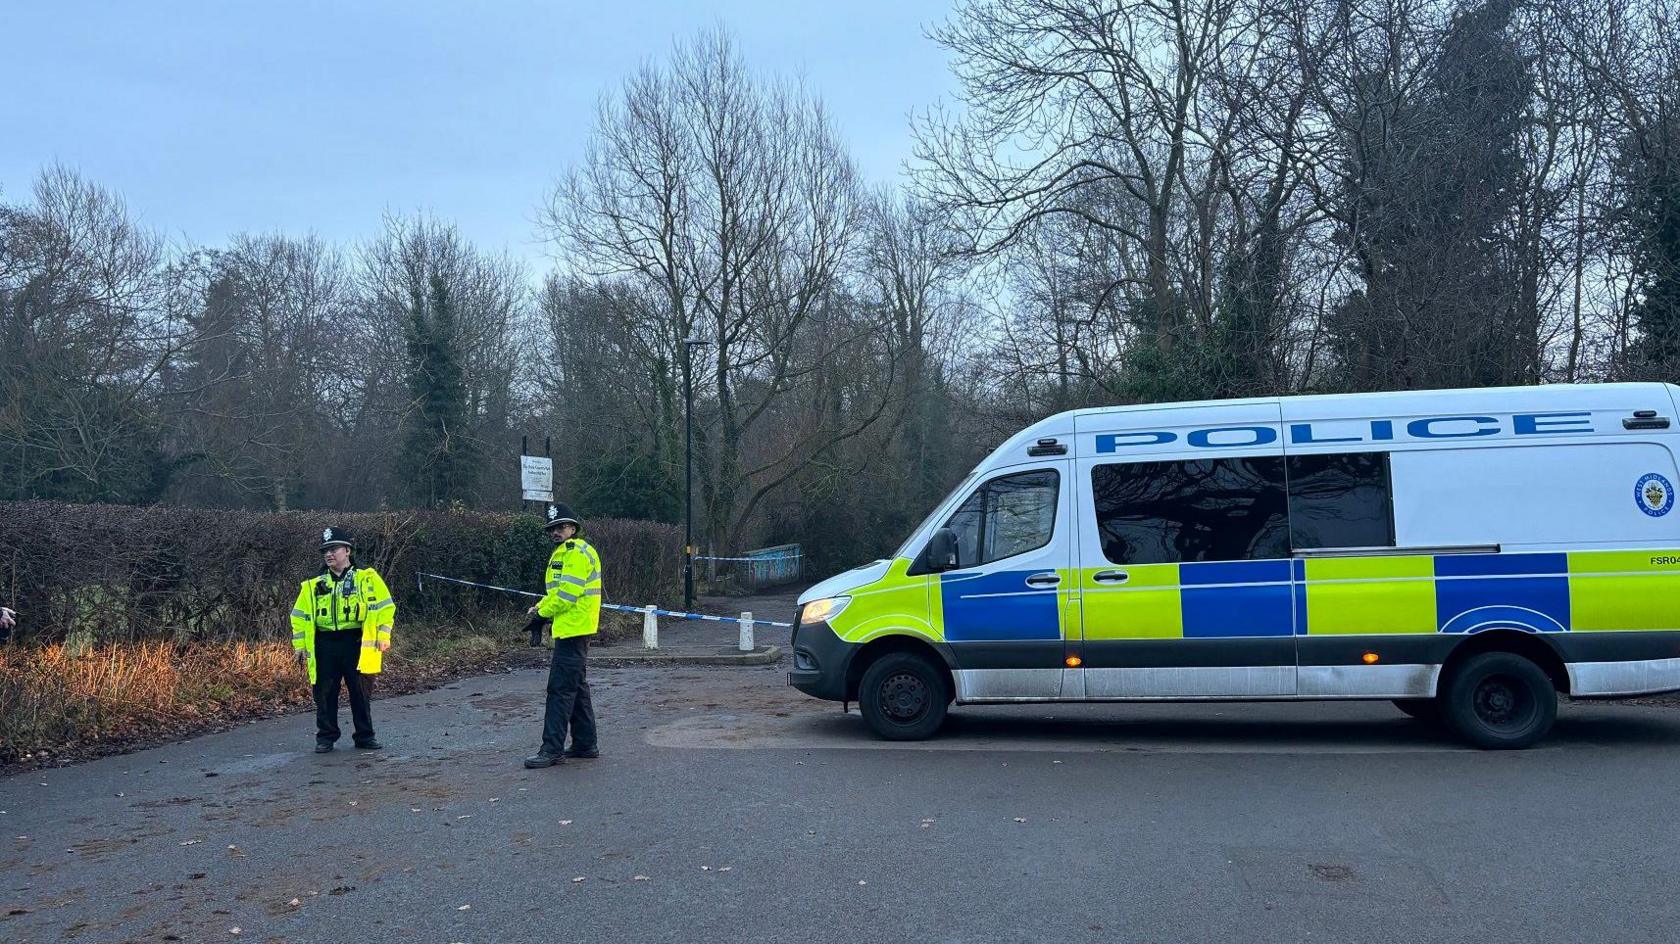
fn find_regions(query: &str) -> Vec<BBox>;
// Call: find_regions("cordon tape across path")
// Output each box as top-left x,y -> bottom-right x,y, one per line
415,571 -> 795,627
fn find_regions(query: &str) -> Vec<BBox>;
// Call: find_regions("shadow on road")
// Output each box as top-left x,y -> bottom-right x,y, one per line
664,699 -> 1680,753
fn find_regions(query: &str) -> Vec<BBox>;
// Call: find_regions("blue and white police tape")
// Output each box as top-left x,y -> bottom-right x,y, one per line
415,572 -> 794,627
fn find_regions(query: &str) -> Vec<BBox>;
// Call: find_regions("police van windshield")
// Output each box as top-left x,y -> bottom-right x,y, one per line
892,470 -> 982,560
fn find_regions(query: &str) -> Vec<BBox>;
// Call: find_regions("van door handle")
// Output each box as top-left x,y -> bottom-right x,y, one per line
1025,572 -> 1061,588
1092,570 -> 1130,584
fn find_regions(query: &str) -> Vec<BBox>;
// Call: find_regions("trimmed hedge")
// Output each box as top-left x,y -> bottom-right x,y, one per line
0,502 -> 682,644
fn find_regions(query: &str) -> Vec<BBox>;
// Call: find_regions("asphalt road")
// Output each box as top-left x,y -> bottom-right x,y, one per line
5,661 -> 1680,944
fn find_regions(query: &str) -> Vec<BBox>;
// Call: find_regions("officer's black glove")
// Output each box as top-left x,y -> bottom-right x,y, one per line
522,615 -> 547,648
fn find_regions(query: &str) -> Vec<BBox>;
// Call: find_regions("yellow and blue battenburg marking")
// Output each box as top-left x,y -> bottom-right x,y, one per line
935,550 -> 1680,643
1182,560 -> 1297,637
940,570 -> 1062,640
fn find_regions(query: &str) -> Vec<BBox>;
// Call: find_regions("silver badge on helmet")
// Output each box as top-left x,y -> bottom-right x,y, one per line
323,528 -> 333,541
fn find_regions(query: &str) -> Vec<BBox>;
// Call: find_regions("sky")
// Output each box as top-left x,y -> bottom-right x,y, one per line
0,0 -> 957,270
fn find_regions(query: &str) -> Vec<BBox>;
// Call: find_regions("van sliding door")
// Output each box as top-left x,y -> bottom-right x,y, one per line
1072,403 -> 1297,698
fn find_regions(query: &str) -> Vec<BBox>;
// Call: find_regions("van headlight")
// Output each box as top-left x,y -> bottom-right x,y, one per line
800,596 -> 851,625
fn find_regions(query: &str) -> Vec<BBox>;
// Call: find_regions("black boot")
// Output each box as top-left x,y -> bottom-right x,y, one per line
524,752 -> 564,769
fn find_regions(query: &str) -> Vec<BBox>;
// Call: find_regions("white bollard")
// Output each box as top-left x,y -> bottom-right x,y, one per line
642,605 -> 659,650
738,611 -> 755,652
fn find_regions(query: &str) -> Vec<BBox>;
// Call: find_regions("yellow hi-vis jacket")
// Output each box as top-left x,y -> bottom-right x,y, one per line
538,537 -> 603,638
290,567 -> 396,684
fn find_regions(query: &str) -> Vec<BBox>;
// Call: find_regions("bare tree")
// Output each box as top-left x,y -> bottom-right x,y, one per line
543,27 -> 892,550
162,233 -> 352,510
0,166 -> 180,501
915,0 -> 1273,352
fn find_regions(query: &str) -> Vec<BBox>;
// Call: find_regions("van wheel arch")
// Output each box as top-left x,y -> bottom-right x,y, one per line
1439,628 -> 1570,696
845,635 -> 954,704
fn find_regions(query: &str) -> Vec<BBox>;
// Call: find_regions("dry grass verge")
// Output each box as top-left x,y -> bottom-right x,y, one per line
0,613 -> 638,769
0,640 -> 308,764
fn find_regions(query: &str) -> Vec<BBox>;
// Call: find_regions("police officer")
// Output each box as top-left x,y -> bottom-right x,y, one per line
524,503 -> 604,769
290,527 -> 396,753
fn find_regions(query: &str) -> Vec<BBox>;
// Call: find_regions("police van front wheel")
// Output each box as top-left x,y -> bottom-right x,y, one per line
858,652 -> 949,741
1442,652 -> 1557,750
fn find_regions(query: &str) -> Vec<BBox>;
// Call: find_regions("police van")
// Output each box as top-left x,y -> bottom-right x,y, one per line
789,383 -> 1680,748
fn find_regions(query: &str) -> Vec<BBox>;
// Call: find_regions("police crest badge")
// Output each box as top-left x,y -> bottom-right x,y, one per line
1636,473 -> 1674,518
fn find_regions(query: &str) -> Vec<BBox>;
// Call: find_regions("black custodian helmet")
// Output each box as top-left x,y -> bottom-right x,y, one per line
319,526 -> 354,552
543,504 -> 580,532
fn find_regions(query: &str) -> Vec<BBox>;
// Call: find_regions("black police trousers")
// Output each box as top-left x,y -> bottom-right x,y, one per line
540,635 -> 597,755
313,630 -> 375,746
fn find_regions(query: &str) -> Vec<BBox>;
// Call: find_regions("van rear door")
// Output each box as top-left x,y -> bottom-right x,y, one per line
1071,403 -> 1298,698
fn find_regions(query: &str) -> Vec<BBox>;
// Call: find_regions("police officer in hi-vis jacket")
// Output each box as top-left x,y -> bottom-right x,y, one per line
290,527 -> 396,753
525,503 -> 604,768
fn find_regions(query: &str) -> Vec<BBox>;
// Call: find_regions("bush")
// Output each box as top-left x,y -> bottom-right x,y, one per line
0,502 -> 682,645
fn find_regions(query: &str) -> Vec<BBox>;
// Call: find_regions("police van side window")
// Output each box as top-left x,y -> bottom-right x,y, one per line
1091,458 -> 1289,565
1286,452 -> 1395,550
943,469 -> 1059,568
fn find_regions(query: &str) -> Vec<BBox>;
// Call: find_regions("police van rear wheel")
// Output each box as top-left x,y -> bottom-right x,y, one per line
859,652 -> 948,741
1442,652 -> 1557,750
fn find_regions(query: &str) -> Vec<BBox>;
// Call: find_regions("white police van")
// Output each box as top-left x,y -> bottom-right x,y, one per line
790,383 -> 1680,748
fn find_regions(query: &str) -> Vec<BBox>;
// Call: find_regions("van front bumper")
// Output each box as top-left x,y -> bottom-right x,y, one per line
787,620 -> 852,701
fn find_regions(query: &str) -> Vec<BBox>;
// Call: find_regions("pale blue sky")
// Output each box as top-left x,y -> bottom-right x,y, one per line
0,1 -> 956,268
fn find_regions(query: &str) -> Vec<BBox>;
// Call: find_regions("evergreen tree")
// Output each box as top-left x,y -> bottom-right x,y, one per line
1623,98 -> 1680,377
401,273 -> 471,507
1324,0 -> 1531,390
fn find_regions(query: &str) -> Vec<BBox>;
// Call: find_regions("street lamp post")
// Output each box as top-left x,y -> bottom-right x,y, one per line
682,337 -> 712,611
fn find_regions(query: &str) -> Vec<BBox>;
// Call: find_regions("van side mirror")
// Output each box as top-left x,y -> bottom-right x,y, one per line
926,528 -> 960,572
